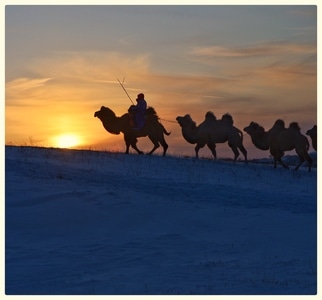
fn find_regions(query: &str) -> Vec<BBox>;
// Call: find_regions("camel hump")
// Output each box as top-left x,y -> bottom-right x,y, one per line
289,122 -> 301,131
274,119 -> 285,129
146,106 -> 157,116
222,113 -> 234,125
205,111 -> 217,121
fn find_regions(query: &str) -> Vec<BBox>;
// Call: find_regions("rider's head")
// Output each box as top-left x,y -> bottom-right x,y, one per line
137,93 -> 144,100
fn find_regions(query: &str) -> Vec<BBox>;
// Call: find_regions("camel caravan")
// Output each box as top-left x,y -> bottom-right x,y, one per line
94,93 -> 316,171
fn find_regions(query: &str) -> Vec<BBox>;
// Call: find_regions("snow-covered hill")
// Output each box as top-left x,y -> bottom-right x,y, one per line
5,146 -> 317,295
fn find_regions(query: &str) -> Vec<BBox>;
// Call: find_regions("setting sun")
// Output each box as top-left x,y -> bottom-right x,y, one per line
53,134 -> 81,149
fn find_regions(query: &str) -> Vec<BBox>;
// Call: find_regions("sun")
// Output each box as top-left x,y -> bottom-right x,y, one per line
54,134 -> 81,148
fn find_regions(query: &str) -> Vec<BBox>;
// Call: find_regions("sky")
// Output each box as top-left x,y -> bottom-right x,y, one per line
4,3 -> 318,158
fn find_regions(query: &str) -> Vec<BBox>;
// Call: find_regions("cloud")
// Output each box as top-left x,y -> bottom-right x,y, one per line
6,77 -> 53,106
6,77 -> 52,92
189,41 -> 316,58
27,51 -> 151,82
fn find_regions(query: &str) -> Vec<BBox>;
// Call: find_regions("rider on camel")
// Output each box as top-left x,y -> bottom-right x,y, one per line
129,93 -> 147,130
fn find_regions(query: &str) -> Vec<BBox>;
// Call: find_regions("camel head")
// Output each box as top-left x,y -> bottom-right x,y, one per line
176,115 -> 196,128
244,122 -> 265,136
306,125 -> 317,137
306,125 -> 317,151
94,106 -> 116,120
289,122 -> 301,131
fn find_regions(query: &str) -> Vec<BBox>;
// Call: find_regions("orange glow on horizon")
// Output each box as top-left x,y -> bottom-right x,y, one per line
5,50 -> 317,159
52,134 -> 81,149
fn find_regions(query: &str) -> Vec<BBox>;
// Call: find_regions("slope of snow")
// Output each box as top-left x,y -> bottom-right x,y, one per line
5,146 -> 317,295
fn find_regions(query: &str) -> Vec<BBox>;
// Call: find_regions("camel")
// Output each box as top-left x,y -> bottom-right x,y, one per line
243,121 -> 270,150
306,125 -> 317,151
94,106 -> 171,156
176,112 -> 247,161
244,120 -> 312,171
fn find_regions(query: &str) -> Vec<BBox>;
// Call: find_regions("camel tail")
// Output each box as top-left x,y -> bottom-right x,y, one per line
237,128 -> 244,142
163,126 -> 171,136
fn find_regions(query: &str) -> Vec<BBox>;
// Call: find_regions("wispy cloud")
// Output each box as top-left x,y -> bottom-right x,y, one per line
189,41 -> 316,58
6,77 -> 53,106
27,51 -> 151,82
6,77 -> 52,92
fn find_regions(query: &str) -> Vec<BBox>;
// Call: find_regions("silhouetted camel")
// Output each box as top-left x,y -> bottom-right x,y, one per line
176,112 -> 247,161
244,120 -> 312,171
94,106 -> 171,156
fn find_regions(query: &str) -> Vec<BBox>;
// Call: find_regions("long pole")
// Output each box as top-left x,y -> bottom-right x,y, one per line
117,78 -> 134,105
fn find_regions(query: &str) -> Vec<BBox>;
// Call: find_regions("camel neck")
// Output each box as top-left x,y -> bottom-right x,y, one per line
101,116 -> 123,135
182,127 -> 198,144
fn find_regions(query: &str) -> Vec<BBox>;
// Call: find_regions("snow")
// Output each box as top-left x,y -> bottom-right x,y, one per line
4,145 -> 317,296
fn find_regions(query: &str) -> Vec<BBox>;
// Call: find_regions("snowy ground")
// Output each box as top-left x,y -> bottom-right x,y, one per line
4,146 -> 317,296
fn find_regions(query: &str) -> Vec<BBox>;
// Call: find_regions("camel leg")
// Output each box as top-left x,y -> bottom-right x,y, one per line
147,141 -> 168,156
147,135 -> 161,156
273,156 -> 288,169
306,153 -> 313,172
195,141 -> 207,158
194,145 -> 200,158
124,135 -> 132,154
125,141 -> 130,154
272,149 -> 288,169
195,144 -> 202,158
160,140 -> 169,157
295,152 -> 312,172
148,142 -> 160,155
277,157 -> 289,169
238,144 -> 248,163
229,143 -> 240,161
129,144 -> 143,154
207,143 -> 217,159
131,142 -> 144,154
155,134 -> 169,157
294,156 -> 305,171
124,139 -> 136,154
124,134 -> 143,155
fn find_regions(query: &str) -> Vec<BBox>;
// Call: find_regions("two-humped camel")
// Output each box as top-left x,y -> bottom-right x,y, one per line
244,120 -> 312,171
94,106 -> 171,156
176,112 -> 247,162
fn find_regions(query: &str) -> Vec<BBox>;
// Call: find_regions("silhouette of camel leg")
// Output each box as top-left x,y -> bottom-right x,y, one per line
206,143 -> 217,159
124,135 -> 143,154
